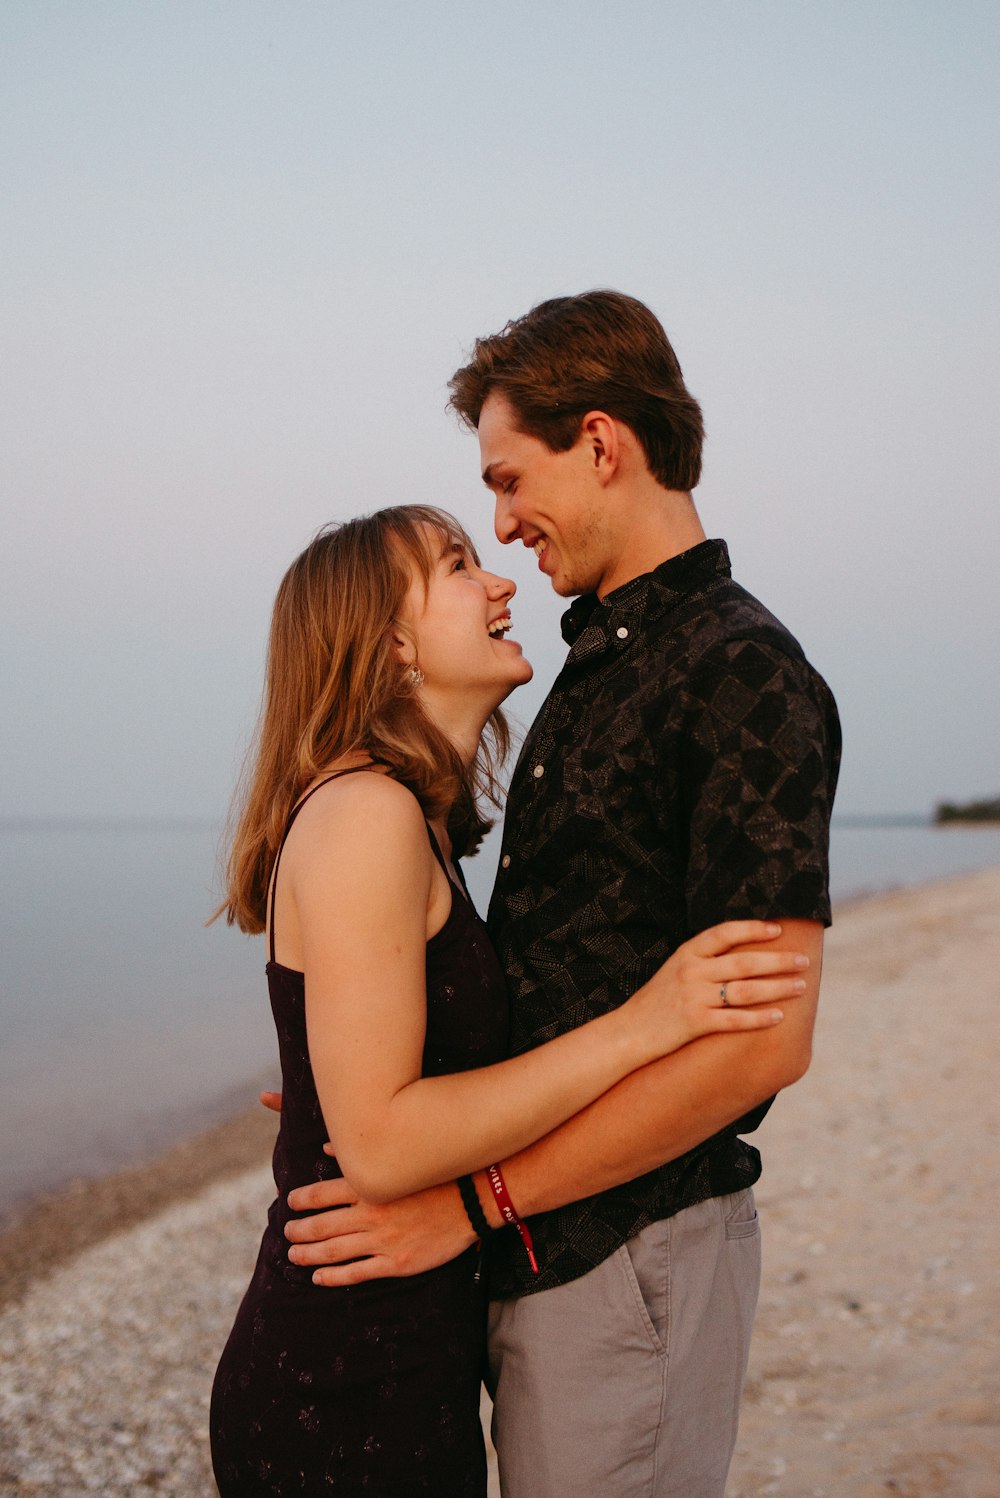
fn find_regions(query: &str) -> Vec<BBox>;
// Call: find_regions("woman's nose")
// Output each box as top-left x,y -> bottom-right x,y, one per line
485,570 -> 515,602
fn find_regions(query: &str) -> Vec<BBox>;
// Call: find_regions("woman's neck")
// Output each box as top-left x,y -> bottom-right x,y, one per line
418,692 -> 490,770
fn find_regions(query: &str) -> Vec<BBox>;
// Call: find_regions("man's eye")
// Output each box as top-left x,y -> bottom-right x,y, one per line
503,480 -> 517,496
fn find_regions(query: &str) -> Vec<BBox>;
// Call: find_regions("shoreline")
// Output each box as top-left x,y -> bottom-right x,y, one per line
2,862 -> 997,1315
0,1102 -> 277,1313
2,864 -> 998,1495
5,826 -> 1000,1240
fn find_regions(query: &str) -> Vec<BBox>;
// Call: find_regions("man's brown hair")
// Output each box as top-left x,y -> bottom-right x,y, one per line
448,290 -> 704,491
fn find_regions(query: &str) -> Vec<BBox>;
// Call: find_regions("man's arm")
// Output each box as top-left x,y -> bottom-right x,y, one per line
486,918 -> 822,1215
285,919 -> 822,1281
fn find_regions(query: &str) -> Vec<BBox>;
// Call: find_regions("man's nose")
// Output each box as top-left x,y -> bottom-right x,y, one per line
494,495 -> 518,545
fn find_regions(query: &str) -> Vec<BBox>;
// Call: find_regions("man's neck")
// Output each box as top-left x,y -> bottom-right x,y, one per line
596,490 -> 706,598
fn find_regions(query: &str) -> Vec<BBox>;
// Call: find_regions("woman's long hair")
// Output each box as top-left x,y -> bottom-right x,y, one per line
219,505 -> 511,934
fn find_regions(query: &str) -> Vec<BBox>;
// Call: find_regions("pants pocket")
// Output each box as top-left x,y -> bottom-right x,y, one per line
618,1221 -> 670,1357
721,1187 -> 760,1240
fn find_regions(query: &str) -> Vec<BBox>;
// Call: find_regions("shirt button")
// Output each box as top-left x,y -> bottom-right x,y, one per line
532,764 -> 545,778
500,854 -> 511,869
616,626 -> 629,639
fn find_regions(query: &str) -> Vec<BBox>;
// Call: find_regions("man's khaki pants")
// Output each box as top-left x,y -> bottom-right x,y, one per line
487,1189 -> 761,1498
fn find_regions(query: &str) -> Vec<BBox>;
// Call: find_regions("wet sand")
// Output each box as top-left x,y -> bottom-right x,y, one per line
1,868 -> 998,1496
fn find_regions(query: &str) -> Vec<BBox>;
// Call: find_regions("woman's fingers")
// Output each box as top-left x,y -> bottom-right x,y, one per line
704,949 -> 810,981
704,1005 -> 786,1032
686,920 -> 782,956
664,921 -> 818,1046
711,976 -> 807,1007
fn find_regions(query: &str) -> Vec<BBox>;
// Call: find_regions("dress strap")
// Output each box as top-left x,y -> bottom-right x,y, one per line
267,765 -> 382,964
451,855 -> 474,903
425,822 -> 451,876
426,823 -> 471,907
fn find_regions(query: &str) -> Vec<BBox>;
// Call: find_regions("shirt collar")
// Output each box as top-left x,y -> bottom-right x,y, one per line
560,539 -> 732,661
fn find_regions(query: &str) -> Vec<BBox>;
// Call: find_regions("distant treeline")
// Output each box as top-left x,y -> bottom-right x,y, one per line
934,796 -> 1000,824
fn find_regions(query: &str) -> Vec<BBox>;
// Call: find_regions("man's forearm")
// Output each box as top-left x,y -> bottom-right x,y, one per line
481,920 -> 823,1221
286,924 -> 824,1275
480,1031 -> 786,1219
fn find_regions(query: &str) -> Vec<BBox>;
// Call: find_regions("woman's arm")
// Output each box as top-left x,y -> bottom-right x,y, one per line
292,776 -> 807,1203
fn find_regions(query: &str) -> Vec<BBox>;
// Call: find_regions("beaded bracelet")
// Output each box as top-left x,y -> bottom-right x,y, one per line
457,1174 -> 492,1241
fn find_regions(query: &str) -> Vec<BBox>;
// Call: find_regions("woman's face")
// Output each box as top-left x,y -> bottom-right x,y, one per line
398,528 -> 533,713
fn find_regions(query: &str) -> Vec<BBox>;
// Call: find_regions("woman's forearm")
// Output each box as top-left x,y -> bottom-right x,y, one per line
318,1001 -> 650,1202
316,916 -> 806,1202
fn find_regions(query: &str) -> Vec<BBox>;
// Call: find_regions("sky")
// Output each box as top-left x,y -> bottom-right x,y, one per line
3,0 -> 998,824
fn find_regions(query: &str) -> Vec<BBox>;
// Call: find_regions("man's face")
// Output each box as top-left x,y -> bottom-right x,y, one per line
477,391 -> 610,598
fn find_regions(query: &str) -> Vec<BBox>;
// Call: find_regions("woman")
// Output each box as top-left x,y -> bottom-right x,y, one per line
210,505 -> 806,1496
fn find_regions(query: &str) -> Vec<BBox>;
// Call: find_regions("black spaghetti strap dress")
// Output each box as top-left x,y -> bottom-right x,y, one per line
210,770 -> 509,1497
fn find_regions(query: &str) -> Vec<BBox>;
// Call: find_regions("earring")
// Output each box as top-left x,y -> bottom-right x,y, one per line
406,665 -> 424,687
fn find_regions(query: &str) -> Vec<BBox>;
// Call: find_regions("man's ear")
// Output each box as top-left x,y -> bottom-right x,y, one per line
579,410 -> 621,485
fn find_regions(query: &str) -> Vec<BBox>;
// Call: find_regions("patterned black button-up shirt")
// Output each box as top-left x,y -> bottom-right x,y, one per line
486,539 -> 841,1298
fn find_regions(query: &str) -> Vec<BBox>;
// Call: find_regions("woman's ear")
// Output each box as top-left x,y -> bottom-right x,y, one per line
390,621 -> 415,666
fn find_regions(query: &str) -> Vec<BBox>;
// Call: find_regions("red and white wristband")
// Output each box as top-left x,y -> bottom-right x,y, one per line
486,1163 -> 539,1275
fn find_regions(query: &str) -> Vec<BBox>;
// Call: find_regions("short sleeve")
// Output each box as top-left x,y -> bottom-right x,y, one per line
669,637 -> 841,933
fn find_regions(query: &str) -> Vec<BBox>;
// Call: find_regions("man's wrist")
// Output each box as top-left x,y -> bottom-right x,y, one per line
456,1174 -> 492,1239
469,1169 -> 506,1230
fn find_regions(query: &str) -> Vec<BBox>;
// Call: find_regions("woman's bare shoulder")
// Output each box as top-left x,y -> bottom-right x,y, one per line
289,770 -> 429,869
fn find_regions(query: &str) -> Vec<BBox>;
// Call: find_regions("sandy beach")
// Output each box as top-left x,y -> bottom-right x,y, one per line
1,868 -> 997,1497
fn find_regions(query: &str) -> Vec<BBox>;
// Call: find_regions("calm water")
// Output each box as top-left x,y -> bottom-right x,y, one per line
2,817 -> 999,1220
0,822 -> 269,1220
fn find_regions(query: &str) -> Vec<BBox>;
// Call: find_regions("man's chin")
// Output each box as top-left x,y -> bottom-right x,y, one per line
544,556 -> 598,599
544,563 -> 574,597
551,576 -> 586,598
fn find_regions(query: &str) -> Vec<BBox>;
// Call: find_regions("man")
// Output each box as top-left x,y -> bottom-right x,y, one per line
281,291 -> 841,1496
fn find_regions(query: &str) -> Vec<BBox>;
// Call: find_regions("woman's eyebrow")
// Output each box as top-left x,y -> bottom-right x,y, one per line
437,539 -> 480,568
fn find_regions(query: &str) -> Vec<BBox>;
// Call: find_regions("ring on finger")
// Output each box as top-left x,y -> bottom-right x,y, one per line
720,984 -> 730,1006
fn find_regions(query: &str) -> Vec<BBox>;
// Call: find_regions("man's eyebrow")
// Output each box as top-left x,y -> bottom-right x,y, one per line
481,462 -> 509,488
